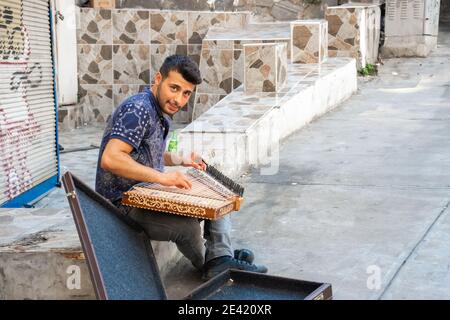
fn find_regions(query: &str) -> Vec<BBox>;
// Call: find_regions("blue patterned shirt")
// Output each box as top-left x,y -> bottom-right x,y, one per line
95,87 -> 170,207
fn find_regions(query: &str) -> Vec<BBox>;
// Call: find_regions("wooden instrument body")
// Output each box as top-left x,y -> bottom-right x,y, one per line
121,169 -> 244,220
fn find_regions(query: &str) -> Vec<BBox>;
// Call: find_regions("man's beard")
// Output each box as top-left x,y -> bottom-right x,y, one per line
156,85 -> 178,116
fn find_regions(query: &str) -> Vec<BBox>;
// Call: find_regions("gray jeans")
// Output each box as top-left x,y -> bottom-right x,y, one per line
127,208 -> 233,270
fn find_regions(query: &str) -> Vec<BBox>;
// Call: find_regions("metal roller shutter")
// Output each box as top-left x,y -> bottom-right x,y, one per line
0,0 -> 59,207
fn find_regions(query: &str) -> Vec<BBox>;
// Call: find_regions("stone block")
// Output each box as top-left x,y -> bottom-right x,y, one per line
381,35 -> 437,59
243,42 -> 287,93
326,4 -> 381,68
291,20 -> 328,64
0,207 -> 185,299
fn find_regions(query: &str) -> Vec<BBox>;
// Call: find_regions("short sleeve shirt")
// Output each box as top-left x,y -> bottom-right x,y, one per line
95,87 -> 170,207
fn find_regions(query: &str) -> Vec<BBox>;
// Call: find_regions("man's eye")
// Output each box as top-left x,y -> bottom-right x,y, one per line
170,86 -> 178,92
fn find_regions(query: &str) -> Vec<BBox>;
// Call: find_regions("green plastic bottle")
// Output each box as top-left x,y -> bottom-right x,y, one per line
168,130 -> 178,152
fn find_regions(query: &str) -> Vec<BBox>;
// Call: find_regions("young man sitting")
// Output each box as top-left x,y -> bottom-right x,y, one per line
95,54 -> 268,280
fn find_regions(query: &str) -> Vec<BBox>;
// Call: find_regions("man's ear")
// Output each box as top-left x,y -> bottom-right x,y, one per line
154,72 -> 162,86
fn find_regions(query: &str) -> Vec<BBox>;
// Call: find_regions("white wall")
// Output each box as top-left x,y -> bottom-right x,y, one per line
54,0 -> 78,106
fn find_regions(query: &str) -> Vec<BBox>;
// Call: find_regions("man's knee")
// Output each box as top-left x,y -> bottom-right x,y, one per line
128,209 -> 202,243
205,215 -> 231,234
175,218 -> 202,241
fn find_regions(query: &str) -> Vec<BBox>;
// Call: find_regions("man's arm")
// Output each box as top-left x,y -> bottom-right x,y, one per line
163,151 -> 183,167
164,151 -> 206,170
101,139 -> 192,189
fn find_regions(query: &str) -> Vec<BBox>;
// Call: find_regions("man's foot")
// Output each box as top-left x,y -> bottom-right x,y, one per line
202,256 -> 268,280
234,249 -> 254,264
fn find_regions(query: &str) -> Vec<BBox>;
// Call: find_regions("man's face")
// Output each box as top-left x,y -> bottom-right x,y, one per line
153,70 -> 195,115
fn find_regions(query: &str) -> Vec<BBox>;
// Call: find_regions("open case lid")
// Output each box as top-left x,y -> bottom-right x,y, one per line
184,269 -> 332,300
61,171 -> 167,300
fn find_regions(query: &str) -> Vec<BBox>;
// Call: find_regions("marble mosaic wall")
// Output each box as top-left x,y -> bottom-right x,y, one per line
196,38 -> 290,93
68,8 -> 249,128
77,9 -> 112,44
326,4 -> 381,68
244,43 -> 287,94
291,20 -> 328,64
197,48 -> 234,95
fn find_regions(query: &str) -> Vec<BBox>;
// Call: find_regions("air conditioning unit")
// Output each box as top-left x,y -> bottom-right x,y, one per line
382,0 -> 441,57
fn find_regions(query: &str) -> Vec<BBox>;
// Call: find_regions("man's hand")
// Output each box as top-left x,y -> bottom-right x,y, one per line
159,171 -> 192,189
182,152 -> 206,171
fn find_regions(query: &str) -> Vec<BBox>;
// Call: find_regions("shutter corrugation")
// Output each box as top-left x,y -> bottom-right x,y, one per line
1,133 -> 56,151
0,124 -> 55,141
0,0 -> 58,206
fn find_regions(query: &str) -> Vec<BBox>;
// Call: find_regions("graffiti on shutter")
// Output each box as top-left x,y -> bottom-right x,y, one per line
0,0 -> 42,200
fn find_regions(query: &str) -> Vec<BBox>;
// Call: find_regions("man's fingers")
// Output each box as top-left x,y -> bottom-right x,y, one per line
179,173 -> 192,189
189,152 -> 206,171
191,162 -> 202,170
190,152 -> 205,168
180,181 -> 191,189
176,181 -> 191,189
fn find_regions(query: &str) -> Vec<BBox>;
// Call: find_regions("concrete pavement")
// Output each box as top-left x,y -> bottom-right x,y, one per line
164,23 -> 450,299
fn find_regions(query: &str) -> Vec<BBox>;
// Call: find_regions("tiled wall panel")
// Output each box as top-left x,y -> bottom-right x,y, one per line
244,43 -> 287,94
65,8 -> 250,128
291,20 -> 328,64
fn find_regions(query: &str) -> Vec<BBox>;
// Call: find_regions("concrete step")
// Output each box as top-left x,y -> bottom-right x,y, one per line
0,207 -> 181,299
180,58 -> 357,179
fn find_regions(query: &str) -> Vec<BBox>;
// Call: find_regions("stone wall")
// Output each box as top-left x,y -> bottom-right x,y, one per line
326,3 -> 381,67
59,8 -> 249,130
60,0 -> 345,130
112,0 -> 340,22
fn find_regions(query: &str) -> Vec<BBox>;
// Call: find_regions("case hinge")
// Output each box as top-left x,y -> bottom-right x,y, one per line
66,191 -> 77,199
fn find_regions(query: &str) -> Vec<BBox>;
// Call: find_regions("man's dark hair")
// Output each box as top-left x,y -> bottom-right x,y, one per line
159,55 -> 202,85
